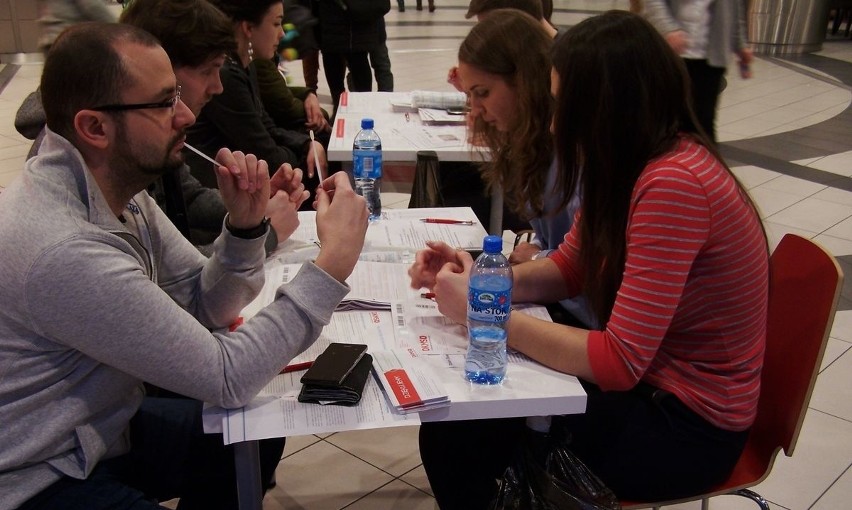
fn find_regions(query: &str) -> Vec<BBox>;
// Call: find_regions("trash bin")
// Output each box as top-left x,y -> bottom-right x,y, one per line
749,0 -> 832,55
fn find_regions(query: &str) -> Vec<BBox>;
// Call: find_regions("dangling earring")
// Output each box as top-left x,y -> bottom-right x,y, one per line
247,40 -> 254,62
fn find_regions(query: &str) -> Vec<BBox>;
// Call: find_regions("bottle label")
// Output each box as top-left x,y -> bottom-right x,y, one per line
467,287 -> 511,323
353,150 -> 383,179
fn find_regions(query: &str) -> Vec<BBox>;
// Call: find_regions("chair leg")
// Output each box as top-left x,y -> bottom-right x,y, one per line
732,488 -> 771,510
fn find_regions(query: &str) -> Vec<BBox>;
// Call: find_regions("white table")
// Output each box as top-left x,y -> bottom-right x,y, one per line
326,92 -> 504,234
215,206 -> 584,510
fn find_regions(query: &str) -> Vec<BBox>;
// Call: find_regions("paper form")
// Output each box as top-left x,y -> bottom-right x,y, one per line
272,207 -> 486,253
240,262 -> 425,319
221,376 -> 418,443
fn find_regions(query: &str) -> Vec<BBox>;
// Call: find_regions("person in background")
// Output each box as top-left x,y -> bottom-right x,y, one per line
315,0 -> 390,115
454,9 -> 593,327
121,0 -> 306,253
253,6 -> 331,137
643,0 -> 753,142
187,0 -> 327,196
254,54 -> 331,135
411,11 -> 768,508
447,0 -> 556,91
0,22 -> 367,510
36,0 -> 117,52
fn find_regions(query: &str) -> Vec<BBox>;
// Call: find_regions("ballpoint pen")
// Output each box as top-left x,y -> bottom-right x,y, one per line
281,361 -> 314,374
419,218 -> 476,225
309,129 -> 323,181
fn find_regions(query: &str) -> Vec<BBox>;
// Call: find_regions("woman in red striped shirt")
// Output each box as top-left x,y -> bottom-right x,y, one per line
410,10 -> 769,508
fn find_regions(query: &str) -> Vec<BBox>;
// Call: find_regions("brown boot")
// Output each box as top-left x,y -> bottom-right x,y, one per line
428,0 -> 435,11
416,0 -> 422,10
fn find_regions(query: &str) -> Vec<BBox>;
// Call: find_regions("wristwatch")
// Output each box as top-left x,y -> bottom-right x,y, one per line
226,216 -> 270,239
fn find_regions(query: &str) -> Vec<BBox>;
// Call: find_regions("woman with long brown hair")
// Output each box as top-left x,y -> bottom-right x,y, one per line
411,11 -> 768,508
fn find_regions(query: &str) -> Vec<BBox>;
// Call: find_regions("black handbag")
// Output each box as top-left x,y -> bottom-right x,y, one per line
491,428 -> 621,510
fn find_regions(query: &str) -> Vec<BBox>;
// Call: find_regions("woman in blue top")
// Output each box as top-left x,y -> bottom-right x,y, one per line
456,9 -> 592,325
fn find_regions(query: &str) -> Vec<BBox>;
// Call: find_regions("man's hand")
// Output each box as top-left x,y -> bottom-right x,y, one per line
270,162 -> 309,208
408,240 -> 466,290
304,93 -> 330,132
665,30 -> 689,55
508,242 -> 541,265
305,141 -> 327,179
214,148 -> 270,229
266,190 -> 300,242
313,172 -> 368,282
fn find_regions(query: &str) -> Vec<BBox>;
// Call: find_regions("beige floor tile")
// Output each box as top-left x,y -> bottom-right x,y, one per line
821,338 -> 852,371
749,187 -> 806,219
810,346 -> 852,422
344,479 -> 435,510
283,433 -> 322,458
765,197 -> 852,234
745,410 -> 852,509
325,426 -> 422,477
811,464 -> 852,509
266,440 -> 394,510
399,464 -> 433,496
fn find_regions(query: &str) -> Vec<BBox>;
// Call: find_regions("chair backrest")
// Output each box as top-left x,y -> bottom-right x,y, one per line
749,234 -> 843,466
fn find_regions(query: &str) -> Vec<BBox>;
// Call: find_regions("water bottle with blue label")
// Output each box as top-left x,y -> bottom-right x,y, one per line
352,118 -> 382,220
465,235 -> 512,384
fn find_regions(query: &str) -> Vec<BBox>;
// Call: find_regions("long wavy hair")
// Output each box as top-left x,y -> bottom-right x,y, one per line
458,9 -> 554,218
551,11 -> 763,323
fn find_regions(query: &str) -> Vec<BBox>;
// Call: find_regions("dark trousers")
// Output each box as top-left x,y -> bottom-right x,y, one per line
684,58 -> 726,143
322,51 -> 372,116
20,397 -> 285,510
419,381 -> 749,509
369,44 -> 393,92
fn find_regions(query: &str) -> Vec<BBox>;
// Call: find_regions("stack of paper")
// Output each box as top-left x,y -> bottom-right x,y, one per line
409,90 -> 467,109
372,348 -> 450,414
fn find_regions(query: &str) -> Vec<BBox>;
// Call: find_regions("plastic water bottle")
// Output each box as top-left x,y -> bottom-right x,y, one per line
465,235 -> 512,384
352,118 -> 382,220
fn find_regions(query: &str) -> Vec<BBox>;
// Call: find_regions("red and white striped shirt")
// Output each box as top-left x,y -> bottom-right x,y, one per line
550,137 -> 768,431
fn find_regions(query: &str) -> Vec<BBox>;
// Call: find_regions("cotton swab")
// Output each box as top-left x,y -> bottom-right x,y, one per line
309,130 -> 324,182
183,142 -> 220,167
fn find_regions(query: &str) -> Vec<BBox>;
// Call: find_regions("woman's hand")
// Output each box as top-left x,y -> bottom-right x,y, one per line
431,250 -> 473,324
508,242 -> 541,265
409,240 -> 466,290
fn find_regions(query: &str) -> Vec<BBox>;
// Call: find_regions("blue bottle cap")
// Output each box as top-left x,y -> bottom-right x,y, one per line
361,118 -> 374,129
482,235 -> 502,253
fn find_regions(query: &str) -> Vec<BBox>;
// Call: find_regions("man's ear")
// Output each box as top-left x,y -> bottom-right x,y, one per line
73,110 -> 112,150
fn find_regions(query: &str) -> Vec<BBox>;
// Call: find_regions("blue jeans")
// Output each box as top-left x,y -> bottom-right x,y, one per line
19,397 -> 285,510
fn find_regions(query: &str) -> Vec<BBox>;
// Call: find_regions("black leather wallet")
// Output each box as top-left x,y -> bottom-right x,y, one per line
298,352 -> 373,406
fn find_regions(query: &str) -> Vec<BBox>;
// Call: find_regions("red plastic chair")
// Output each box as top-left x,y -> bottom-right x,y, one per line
621,234 -> 844,510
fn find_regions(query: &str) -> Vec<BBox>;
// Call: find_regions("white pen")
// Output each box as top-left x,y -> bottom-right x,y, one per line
309,130 -> 323,182
184,142 -> 220,167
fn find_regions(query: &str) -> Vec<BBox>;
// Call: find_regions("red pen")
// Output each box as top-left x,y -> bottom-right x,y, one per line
419,218 -> 475,225
421,292 -> 436,299
281,361 -> 313,374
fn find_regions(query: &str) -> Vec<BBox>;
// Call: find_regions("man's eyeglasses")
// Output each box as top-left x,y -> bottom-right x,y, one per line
91,86 -> 181,116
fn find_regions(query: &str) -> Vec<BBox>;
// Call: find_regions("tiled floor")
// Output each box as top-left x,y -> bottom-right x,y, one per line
2,2 -> 852,509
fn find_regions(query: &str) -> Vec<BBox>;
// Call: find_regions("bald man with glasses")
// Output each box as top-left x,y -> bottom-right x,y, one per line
0,22 -> 368,510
